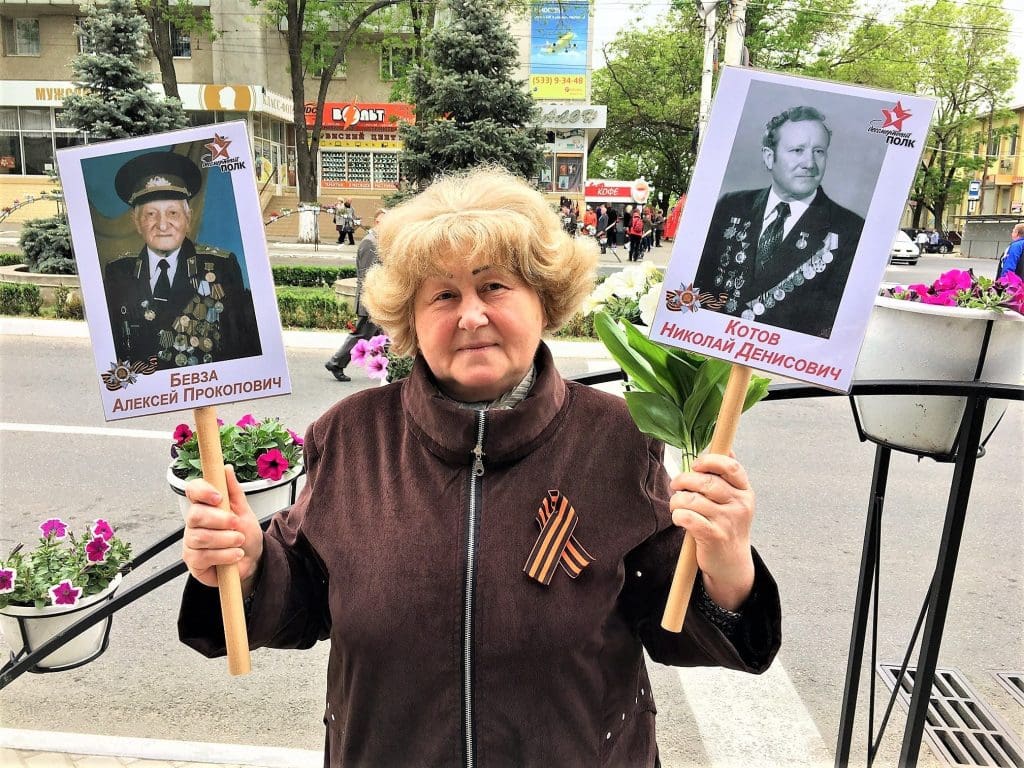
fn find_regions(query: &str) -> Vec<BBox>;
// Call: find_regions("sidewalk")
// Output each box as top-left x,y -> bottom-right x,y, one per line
0,729 -> 319,768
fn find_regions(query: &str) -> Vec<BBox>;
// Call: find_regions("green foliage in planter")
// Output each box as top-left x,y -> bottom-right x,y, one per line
276,286 -> 355,330
555,311 -> 596,339
19,217 -> 75,275
0,283 -> 43,315
0,253 -> 24,267
53,285 -> 85,320
272,265 -> 356,286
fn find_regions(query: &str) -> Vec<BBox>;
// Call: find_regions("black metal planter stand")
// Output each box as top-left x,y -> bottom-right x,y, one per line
832,380 -> 1023,768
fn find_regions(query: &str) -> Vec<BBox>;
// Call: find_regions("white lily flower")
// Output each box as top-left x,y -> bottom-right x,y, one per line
639,283 -> 662,327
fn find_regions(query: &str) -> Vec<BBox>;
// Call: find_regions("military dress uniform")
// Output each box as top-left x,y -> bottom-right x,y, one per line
103,150 -> 261,368
693,187 -> 865,339
105,239 -> 260,368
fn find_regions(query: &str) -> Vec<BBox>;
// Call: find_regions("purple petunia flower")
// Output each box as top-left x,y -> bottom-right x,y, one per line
256,449 -> 290,481
92,519 -> 114,541
49,580 -> 82,606
40,518 -> 67,539
86,536 -> 110,563
173,424 -> 193,444
365,354 -> 389,380
0,568 -> 15,594
287,429 -> 304,447
236,414 -> 258,428
350,339 -> 371,365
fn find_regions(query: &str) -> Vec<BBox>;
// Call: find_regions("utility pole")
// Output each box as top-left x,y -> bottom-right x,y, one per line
696,1 -> 719,149
723,0 -> 747,67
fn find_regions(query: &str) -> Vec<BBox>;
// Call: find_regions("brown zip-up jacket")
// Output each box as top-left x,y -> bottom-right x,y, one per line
179,343 -> 782,767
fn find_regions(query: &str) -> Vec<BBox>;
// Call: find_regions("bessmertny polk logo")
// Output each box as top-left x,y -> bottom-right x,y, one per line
866,101 -> 915,148
201,133 -> 247,172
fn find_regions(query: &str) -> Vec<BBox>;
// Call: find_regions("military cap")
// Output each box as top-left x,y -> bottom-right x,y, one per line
115,151 -> 203,207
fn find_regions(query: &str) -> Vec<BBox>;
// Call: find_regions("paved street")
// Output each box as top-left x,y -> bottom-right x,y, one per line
0,247 -> 1020,767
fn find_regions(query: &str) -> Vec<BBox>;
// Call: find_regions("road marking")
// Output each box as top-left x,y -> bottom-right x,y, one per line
0,422 -> 170,440
676,660 -> 832,767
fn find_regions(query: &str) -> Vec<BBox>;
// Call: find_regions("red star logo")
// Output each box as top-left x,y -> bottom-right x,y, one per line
881,101 -> 912,131
205,134 -> 232,161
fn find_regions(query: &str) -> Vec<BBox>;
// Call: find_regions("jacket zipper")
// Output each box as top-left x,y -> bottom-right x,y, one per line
463,411 -> 486,768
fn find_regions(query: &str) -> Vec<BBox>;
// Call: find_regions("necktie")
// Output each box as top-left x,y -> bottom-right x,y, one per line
756,202 -> 791,273
154,258 -> 171,301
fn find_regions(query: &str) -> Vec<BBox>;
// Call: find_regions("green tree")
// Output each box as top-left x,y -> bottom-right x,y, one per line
830,0 -> 1016,230
63,0 -> 187,139
590,14 -> 702,212
136,0 -> 217,100
398,0 -> 544,188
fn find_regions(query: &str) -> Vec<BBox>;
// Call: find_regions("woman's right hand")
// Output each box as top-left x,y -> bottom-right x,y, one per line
181,466 -> 264,590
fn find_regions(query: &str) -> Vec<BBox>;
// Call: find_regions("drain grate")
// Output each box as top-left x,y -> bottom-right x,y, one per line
877,664 -> 1024,767
994,673 -> 1024,709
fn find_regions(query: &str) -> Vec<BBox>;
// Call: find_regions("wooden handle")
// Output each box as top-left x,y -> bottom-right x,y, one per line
194,406 -> 252,676
661,364 -> 753,633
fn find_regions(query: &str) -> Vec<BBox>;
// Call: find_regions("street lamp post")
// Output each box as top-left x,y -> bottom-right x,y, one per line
723,0 -> 747,67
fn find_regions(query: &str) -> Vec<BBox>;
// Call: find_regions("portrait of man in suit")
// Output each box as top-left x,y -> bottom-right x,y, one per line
103,151 -> 261,369
693,105 -> 865,339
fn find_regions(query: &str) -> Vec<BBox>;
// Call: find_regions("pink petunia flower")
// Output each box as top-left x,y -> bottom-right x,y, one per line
236,414 -> 258,428
932,269 -> 972,293
997,271 -> 1023,290
173,424 -> 193,444
85,536 -> 110,563
256,449 -> 290,481
92,519 -> 114,541
49,580 -> 82,606
366,335 -> 389,354
350,339 -> 372,365
918,289 -> 957,306
365,354 -> 389,380
287,429 -> 304,447
0,568 -> 15,594
40,518 -> 67,539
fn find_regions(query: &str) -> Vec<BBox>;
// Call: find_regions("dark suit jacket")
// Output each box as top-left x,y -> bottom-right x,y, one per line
694,187 -> 864,338
104,238 -> 261,368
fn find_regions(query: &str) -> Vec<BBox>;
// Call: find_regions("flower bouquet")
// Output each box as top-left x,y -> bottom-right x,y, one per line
585,266 -> 770,471
168,414 -> 306,518
0,518 -> 131,670
351,334 -> 414,383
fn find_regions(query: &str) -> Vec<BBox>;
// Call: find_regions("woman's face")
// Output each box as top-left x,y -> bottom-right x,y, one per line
413,261 -> 546,402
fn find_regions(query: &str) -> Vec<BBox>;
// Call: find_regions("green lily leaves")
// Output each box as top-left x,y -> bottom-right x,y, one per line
594,310 -> 770,458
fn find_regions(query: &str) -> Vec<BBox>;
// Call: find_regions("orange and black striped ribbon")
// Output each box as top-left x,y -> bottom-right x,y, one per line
523,490 -> 594,585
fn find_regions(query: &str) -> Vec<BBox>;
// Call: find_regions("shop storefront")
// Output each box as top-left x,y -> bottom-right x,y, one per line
0,81 -> 295,186
305,102 -> 414,193
533,103 -> 605,205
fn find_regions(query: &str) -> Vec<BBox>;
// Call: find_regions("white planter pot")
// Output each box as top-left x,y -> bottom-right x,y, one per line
853,296 -> 1024,457
167,464 -> 305,519
0,573 -> 122,671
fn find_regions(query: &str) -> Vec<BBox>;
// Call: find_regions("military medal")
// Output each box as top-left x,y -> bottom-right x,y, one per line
796,232 -> 809,250
205,271 -> 216,283
735,250 -> 746,264
752,301 -> 766,315
724,217 -> 739,239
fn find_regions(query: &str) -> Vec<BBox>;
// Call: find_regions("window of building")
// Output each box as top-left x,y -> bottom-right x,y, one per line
2,17 -> 41,56
1008,129 -> 1018,157
311,44 -> 346,78
75,17 -> 93,53
170,22 -> 191,58
380,45 -> 414,81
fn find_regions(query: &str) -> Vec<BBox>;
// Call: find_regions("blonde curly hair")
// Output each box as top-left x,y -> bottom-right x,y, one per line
362,166 -> 599,357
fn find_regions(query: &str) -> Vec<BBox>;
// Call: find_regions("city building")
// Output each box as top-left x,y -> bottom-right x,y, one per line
1,0 -> 606,224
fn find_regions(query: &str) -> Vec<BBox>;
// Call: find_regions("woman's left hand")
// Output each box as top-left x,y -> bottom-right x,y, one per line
669,453 -> 756,611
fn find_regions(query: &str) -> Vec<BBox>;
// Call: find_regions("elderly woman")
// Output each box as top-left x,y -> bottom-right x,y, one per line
179,167 -> 781,766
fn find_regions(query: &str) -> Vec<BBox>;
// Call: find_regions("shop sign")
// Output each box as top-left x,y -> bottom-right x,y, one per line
584,180 -> 633,201
530,75 -> 587,100
0,81 -> 86,106
537,104 -> 606,129
323,179 -> 398,190
199,84 -> 255,112
305,102 -> 415,129
258,88 -> 294,121
321,138 -> 403,150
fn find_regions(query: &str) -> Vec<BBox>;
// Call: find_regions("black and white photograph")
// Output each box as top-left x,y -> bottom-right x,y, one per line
652,67 -> 935,390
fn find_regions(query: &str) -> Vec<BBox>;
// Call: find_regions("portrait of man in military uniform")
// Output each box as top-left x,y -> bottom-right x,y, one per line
693,105 -> 865,339
103,151 -> 261,368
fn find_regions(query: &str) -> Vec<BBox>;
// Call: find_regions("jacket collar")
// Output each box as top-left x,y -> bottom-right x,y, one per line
401,342 -> 567,468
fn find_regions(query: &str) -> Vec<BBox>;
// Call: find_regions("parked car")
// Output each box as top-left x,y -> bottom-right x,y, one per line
889,230 -> 920,265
